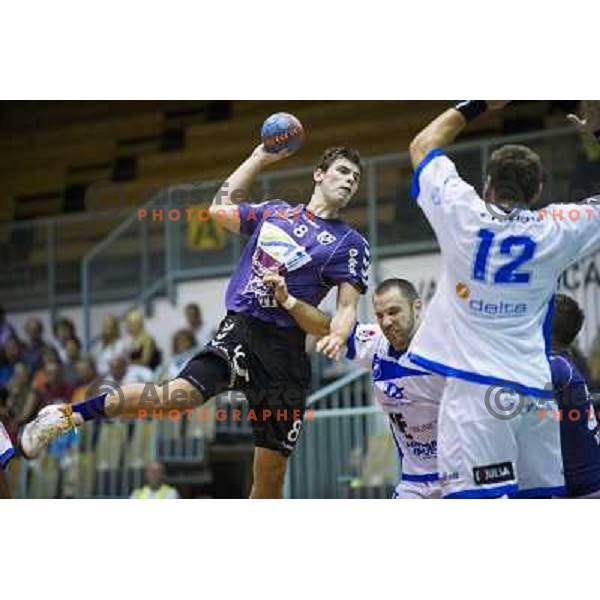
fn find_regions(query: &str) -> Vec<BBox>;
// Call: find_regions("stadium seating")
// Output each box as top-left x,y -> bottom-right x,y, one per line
0,100 -> 551,225
0,100 -> 557,311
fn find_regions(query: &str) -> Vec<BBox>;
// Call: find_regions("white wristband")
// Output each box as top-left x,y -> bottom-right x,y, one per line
281,295 -> 298,311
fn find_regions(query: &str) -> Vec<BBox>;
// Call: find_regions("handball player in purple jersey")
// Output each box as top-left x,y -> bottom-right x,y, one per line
32,142 -> 371,498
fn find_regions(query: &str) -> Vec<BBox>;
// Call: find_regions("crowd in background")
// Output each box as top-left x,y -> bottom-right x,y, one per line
4,295 -> 600,443
0,302 -> 213,445
3,296 -> 600,446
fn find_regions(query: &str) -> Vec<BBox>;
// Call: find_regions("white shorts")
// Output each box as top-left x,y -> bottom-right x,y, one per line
438,378 -> 565,499
392,479 -> 442,499
0,421 -> 16,470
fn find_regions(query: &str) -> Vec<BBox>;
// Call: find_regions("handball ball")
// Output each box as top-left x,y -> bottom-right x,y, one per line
261,112 -> 304,154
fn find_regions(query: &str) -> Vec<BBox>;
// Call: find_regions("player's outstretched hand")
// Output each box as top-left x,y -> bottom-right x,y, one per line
263,270 -> 289,304
251,144 -> 291,167
316,333 -> 346,361
567,101 -> 600,136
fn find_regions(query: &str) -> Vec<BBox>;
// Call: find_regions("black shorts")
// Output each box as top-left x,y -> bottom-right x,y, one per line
179,311 -> 311,456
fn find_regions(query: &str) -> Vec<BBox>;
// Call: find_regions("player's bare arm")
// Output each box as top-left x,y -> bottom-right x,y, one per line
210,144 -> 290,234
263,271 -> 331,337
317,282 -> 361,361
409,101 -> 509,168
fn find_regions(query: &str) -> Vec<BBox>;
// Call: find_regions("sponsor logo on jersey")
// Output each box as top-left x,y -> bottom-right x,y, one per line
317,230 -> 337,246
382,381 -> 405,402
357,326 -> 379,341
473,461 -> 515,486
243,223 -> 312,308
456,282 -> 470,299
406,439 -> 437,459
468,299 -> 528,316
456,282 -> 528,316
348,248 -> 359,276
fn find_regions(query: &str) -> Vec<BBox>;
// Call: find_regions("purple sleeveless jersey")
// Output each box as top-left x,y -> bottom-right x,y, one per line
225,201 -> 370,328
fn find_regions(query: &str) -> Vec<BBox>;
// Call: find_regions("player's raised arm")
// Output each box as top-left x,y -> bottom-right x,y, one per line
409,101 -> 509,168
317,282 -> 361,361
263,271 -> 331,337
210,144 -> 289,234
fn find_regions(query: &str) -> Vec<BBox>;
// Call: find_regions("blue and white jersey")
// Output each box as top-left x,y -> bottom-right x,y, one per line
347,323 -> 444,480
0,421 -> 15,470
408,150 -> 600,397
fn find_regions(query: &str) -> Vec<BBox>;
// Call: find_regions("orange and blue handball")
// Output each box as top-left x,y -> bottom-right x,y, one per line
261,112 -> 304,154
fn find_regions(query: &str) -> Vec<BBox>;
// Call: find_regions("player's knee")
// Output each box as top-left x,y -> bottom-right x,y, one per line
166,378 -> 205,407
177,352 -> 231,401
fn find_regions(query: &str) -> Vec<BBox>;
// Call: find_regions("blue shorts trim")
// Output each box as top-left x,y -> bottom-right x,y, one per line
408,352 -> 554,399
0,447 -> 16,470
444,483 -> 518,499
402,472 -> 439,482
516,486 -> 566,499
410,148 -> 445,199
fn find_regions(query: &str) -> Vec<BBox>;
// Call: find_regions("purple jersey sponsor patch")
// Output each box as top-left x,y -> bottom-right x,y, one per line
226,201 -> 370,327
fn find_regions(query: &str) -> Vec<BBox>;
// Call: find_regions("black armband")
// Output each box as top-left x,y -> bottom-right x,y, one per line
455,100 -> 489,122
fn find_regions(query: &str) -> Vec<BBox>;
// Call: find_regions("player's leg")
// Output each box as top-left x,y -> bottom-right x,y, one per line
22,352 -> 231,458
514,397 -> 565,498
244,327 -> 311,499
438,379 -> 519,499
76,379 -> 203,421
70,352 -> 230,423
247,403 -> 305,498
250,447 -> 288,499
25,315 -> 245,457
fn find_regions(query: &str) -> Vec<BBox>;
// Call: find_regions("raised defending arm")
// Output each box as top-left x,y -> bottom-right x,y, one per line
409,101 -> 509,168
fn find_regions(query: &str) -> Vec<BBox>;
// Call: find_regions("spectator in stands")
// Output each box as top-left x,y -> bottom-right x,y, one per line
52,317 -> 77,363
155,329 -> 198,383
109,354 -> 153,386
2,363 -> 39,430
22,317 -> 53,373
94,314 -> 126,377
72,355 -> 100,405
130,461 -> 180,499
0,306 -> 16,346
124,309 -> 160,369
62,337 -> 82,387
37,361 -> 74,409
32,346 -> 62,391
184,303 -> 210,348
0,336 -> 23,388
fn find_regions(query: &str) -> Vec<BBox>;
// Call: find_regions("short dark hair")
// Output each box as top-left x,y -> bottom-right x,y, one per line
315,147 -> 362,173
552,294 -> 584,346
374,278 -> 419,303
486,144 -> 543,206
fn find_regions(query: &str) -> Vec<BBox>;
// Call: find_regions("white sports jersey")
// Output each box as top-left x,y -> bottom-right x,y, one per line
408,150 -> 600,397
347,323 -> 443,481
0,421 -> 15,470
